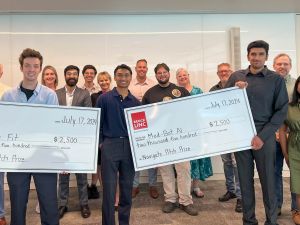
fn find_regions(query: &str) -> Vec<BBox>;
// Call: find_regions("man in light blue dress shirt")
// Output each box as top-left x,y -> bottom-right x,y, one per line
1,48 -> 59,225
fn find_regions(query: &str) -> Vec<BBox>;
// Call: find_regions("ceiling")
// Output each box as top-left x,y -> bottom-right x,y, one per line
1,0 -> 300,14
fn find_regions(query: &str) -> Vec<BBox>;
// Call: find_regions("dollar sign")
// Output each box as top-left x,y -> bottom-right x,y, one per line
54,137 -> 57,142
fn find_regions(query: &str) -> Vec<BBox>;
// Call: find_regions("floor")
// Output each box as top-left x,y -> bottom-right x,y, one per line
3,178 -> 295,225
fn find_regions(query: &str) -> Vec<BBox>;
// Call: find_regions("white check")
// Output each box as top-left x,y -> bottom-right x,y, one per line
0,102 -> 100,173
125,87 -> 256,171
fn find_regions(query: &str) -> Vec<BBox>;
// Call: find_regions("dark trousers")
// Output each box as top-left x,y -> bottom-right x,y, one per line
274,141 -> 298,210
101,137 -> 135,225
235,136 -> 278,225
7,172 -> 59,225
58,173 -> 88,207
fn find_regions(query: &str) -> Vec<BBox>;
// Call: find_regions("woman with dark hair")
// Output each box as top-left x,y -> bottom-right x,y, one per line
279,76 -> 300,225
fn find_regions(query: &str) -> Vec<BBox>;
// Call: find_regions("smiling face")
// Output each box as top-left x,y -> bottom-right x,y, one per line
83,68 -> 96,83
114,68 -> 132,88
176,69 -> 190,87
273,55 -> 292,78
42,68 -> 57,88
135,60 -> 148,80
155,67 -> 170,85
98,74 -> 111,92
217,64 -> 232,84
65,69 -> 79,87
21,57 -> 41,83
247,47 -> 268,71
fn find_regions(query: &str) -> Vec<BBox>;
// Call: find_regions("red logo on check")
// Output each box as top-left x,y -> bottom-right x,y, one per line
131,111 -> 148,130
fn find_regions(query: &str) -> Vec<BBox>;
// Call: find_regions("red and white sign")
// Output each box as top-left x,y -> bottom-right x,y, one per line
131,111 -> 148,130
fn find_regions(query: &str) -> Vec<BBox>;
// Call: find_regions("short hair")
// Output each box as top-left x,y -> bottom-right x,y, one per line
247,40 -> 269,55
64,65 -> 80,76
290,76 -> 300,106
136,59 -> 147,65
114,64 -> 132,76
82,65 -> 97,75
176,68 -> 188,77
273,53 -> 292,65
97,71 -> 112,83
19,48 -> 43,68
154,63 -> 170,74
217,63 -> 231,71
41,65 -> 58,87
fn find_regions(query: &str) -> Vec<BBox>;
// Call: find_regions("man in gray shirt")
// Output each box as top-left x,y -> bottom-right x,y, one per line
226,40 -> 288,225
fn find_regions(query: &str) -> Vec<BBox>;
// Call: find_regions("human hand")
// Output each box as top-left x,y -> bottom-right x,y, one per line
235,81 -> 248,89
284,155 -> 290,168
251,135 -> 264,150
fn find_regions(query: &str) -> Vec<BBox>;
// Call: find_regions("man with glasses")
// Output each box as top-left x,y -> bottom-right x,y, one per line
210,63 -> 242,213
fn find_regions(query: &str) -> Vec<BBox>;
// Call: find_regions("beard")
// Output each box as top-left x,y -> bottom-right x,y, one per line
66,78 -> 78,87
158,78 -> 169,85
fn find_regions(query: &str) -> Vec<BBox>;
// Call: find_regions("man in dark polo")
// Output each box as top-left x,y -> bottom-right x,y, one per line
226,40 -> 288,225
97,64 -> 140,225
142,63 -> 198,216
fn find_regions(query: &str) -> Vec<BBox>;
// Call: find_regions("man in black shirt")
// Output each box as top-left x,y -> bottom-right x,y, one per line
142,63 -> 198,216
226,40 -> 288,225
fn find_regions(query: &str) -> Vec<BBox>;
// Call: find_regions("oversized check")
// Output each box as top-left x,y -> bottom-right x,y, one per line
125,87 -> 256,171
0,102 -> 100,173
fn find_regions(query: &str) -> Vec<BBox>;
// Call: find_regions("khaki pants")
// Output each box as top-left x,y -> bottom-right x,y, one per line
159,161 -> 193,206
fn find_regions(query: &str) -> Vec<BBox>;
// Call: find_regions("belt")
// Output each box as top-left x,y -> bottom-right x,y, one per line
105,136 -> 128,139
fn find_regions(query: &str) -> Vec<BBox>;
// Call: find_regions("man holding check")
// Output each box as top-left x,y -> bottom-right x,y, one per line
1,48 -> 59,225
226,40 -> 288,225
142,63 -> 198,216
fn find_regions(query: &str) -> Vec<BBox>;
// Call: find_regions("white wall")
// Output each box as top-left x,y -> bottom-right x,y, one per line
0,13 -> 296,181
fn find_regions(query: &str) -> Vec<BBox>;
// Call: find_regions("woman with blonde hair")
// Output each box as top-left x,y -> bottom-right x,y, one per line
41,65 -> 58,91
176,68 -> 213,198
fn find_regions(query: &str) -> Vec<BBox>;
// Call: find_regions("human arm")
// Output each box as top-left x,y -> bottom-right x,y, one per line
279,123 -> 289,167
257,78 -> 288,142
96,95 -> 104,144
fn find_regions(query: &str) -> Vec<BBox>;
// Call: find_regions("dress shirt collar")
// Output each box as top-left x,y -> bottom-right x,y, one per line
133,77 -> 151,85
17,82 -> 41,96
245,65 -> 268,77
112,87 -> 134,100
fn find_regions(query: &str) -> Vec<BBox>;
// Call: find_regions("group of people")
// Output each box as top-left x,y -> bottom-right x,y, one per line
0,39 -> 299,225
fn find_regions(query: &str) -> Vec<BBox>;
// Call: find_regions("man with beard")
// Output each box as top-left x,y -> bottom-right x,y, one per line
56,65 -> 92,219
142,63 -> 198,216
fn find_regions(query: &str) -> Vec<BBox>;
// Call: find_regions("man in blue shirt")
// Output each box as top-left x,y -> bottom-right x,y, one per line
1,48 -> 59,225
96,64 -> 140,225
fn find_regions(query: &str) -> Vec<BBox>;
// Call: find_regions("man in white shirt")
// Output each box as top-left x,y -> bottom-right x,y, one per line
129,59 -> 158,199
